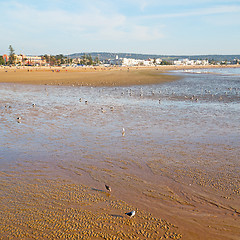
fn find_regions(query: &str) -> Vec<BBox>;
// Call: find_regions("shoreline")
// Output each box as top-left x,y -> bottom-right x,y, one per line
0,64 -> 239,87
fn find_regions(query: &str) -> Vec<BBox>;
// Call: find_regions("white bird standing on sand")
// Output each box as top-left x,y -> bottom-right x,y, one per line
101,107 -> 106,113
125,210 -> 135,218
17,117 -> 21,123
122,128 -> 125,136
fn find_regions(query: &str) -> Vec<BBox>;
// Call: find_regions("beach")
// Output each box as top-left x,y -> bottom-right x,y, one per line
1,64 -> 239,86
0,66 -> 240,239
0,66 -> 179,87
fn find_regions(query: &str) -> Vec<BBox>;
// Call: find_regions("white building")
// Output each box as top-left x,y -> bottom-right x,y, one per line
173,58 -> 209,66
121,58 -> 162,66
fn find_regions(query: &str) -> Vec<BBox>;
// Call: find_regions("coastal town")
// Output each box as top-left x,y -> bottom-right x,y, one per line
1,47 -> 239,67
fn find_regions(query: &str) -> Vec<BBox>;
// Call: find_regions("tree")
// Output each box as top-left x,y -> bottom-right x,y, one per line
87,54 -> 93,65
161,60 -> 172,65
50,55 -> 56,66
8,45 -> 15,65
81,54 -> 87,65
94,56 -> 100,65
42,54 -> 51,65
23,57 -> 28,66
0,56 -> 5,65
55,54 -> 66,65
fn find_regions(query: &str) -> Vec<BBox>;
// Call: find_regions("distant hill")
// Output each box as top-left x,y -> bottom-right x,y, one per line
68,52 -> 240,62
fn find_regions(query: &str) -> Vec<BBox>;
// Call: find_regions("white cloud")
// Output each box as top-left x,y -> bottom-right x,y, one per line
128,0 -> 150,11
130,25 -> 164,41
120,0 -> 239,8
2,0 -> 239,55
3,2 -> 165,42
141,5 -> 240,19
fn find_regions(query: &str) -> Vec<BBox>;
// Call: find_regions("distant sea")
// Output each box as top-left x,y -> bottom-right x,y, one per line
180,67 -> 240,75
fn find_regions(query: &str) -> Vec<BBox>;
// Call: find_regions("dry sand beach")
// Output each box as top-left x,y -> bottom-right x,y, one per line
0,64 -> 239,86
0,65 -> 240,239
0,66 -> 180,87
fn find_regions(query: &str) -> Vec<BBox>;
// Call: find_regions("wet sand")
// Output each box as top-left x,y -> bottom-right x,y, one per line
1,137 -> 239,239
0,67 -> 240,239
0,167 -> 181,239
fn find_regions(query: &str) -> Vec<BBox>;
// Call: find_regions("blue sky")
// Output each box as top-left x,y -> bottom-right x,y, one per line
0,0 -> 240,55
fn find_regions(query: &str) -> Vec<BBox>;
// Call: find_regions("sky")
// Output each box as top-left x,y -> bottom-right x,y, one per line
0,0 -> 240,55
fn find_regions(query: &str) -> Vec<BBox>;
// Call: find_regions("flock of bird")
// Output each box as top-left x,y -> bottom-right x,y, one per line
13,84 -> 239,127
13,99 -> 135,218
8,84 -> 238,224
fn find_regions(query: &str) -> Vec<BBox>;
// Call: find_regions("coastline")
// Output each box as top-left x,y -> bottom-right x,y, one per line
0,64 -> 239,86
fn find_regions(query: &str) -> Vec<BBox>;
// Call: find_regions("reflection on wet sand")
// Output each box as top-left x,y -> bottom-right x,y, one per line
0,168 -> 181,239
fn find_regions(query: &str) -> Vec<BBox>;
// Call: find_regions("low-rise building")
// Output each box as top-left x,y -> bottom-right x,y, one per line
121,58 -> 162,66
2,54 -> 9,63
22,55 -> 43,65
2,54 -> 44,65
173,58 -> 209,65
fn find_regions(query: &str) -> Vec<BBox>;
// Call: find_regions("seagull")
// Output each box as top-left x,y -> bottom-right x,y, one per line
32,103 -> 36,107
125,210 -> 135,218
122,128 -> 125,136
105,184 -> 111,192
17,117 -> 21,123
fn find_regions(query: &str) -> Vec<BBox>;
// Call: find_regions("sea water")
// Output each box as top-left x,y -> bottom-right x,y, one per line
0,68 -> 239,168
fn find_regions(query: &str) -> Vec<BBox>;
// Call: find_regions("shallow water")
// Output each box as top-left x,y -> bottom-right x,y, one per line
0,69 -> 240,239
1,69 -> 239,163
